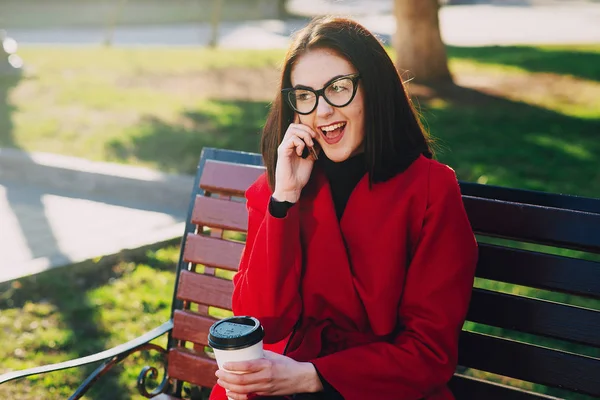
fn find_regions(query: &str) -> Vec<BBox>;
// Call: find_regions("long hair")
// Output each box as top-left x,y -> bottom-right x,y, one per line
261,16 -> 433,189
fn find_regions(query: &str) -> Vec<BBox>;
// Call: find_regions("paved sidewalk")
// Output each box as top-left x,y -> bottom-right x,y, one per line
7,1 -> 600,47
0,149 -> 193,283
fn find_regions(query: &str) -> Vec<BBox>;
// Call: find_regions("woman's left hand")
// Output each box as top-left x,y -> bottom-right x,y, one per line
215,350 -> 323,399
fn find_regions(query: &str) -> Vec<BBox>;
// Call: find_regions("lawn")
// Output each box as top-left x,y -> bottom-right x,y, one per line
0,247 -> 180,399
1,44 -> 599,399
1,44 -> 599,197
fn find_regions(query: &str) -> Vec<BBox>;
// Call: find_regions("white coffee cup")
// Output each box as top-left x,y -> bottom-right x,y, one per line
209,316 -> 265,400
208,315 -> 265,370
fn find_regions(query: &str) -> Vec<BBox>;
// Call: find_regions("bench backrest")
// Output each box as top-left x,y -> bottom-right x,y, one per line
451,185 -> 600,399
165,148 -> 600,399
164,149 -> 264,397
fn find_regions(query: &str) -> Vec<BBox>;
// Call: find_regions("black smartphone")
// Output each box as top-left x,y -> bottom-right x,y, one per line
293,115 -> 318,160
301,143 -> 310,159
301,140 -> 319,159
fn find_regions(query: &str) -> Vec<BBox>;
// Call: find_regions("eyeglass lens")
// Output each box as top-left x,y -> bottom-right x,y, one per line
288,77 -> 356,114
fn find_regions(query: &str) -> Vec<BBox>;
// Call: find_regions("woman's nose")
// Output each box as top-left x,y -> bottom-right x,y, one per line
315,96 -> 334,118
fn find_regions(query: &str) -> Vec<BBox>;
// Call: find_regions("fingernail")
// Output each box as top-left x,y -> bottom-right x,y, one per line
215,370 -> 221,378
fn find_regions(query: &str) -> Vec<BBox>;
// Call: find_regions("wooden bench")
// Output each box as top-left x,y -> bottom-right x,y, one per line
1,147 -> 599,399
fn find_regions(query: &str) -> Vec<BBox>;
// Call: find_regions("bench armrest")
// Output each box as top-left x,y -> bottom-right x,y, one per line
0,320 -> 173,398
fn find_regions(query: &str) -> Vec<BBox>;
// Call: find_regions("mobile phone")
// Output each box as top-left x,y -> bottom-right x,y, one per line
293,115 -> 318,160
301,140 -> 319,160
301,143 -> 310,159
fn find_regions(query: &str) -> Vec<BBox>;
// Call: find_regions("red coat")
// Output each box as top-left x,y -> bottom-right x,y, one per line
210,155 -> 478,400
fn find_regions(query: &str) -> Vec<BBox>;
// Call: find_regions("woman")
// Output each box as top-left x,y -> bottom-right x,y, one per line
210,16 -> 478,400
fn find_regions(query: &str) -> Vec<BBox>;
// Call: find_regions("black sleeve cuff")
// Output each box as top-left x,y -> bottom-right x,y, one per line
268,196 -> 295,218
312,363 -> 344,399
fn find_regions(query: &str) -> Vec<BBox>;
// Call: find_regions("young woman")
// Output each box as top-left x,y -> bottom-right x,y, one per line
210,16 -> 478,400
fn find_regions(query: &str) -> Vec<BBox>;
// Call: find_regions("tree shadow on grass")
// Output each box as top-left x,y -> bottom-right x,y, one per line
447,45 -> 600,82
105,99 -> 270,175
0,246 -> 177,399
411,81 -> 600,198
104,91 -> 599,199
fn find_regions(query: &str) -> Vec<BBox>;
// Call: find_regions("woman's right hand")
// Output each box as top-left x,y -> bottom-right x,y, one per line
273,116 -> 318,203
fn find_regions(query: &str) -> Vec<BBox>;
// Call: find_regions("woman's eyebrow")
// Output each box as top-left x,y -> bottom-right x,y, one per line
293,84 -> 314,90
292,74 -> 347,90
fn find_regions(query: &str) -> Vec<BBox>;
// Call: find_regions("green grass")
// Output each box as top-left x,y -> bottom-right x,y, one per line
419,93 -> 600,197
447,44 -> 600,81
1,47 -> 283,174
0,247 -> 180,399
2,45 -> 599,198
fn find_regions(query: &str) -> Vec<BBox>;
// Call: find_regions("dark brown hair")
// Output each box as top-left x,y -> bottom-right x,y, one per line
261,16 -> 433,189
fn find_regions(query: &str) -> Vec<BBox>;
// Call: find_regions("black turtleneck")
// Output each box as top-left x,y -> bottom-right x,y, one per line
269,152 -> 367,219
320,152 -> 366,220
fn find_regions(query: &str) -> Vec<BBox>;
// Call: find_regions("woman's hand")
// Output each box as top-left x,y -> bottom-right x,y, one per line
215,350 -> 323,399
273,116 -> 318,203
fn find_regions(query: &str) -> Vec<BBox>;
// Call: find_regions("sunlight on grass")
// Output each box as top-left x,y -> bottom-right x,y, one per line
474,277 -> 600,310
526,134 -> 594,161
475,235 -> 600,262
18,47 -> 285,74
425,98 -> 450,110
447,44 -> 600,81
449,59 -> 600,119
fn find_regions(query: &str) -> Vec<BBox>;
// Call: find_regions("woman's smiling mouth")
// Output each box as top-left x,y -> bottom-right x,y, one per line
318,121 -> 347,144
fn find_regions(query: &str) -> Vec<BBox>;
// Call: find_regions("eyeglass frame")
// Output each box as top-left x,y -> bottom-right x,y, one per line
281,73 -> 362,115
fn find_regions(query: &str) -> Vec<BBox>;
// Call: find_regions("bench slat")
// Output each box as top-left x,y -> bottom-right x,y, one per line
192,195 -> 248,232
177,270 -> 234,310
467,289 -> 600,347
167,348 -> 218,388
200,160 -> 265,197
183,234 -> 243,272
476,244 -> 600,298
449,373 -> 561,400
172,310 -> 217,346
202,148 -> 264,166
459,181 -> 600,214
458,331 -> 600,397
463,196 -> 600,253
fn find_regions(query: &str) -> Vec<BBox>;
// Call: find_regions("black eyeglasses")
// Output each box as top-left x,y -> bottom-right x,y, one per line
281,73 -> 361,115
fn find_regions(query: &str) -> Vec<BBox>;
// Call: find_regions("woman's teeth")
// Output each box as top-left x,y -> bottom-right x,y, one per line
321,122 -> 346,136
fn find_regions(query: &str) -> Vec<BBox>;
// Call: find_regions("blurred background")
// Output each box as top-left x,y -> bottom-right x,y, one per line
0,0 -> 598,399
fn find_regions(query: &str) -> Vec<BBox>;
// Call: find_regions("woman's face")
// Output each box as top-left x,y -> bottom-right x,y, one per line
290,48 -> 365,162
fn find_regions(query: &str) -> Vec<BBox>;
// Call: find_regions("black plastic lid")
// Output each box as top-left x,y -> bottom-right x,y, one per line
208,316 -> 264,350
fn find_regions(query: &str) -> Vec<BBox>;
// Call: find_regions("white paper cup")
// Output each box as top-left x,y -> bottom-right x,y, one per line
211,339 -> 264,371
209,316 -> 265,400
208,316 -> 265,370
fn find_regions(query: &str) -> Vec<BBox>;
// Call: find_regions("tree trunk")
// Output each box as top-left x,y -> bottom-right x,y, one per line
103,0 -> 128,47
208,0 -> 223,48
393,0 -> 452,83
